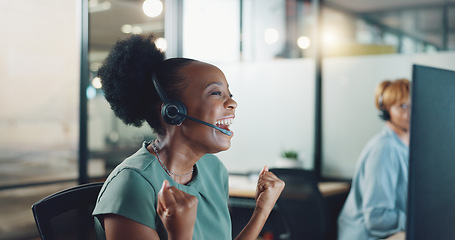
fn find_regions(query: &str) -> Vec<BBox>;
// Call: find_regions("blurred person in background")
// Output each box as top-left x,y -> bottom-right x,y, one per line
338,79 -> 411,240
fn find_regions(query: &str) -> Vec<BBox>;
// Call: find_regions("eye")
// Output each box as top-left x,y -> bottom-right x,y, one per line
400,103 -> 410,110
211,91 -> 222,96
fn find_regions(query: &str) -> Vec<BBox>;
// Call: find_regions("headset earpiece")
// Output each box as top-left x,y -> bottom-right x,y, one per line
161,100 -> 187,125
152,73 -> 188,125
378,94 -> 391,121
378,108 -> 391,121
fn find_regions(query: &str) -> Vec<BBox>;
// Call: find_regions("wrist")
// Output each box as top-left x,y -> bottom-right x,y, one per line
252,206 -> 272,221
167,232 -> 193,240
254,202 -> 275,216
166,227 -> 194,240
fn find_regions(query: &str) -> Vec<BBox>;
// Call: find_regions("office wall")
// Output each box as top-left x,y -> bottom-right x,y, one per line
322,51 -> 455,179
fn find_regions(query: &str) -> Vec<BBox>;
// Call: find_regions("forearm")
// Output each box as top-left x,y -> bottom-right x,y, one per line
234,207 -> 271,240
365,208 -> 406,237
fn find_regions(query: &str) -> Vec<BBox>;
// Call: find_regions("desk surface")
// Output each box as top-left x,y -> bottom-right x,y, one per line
384,231 -> 405,240
228,175 -> 350,198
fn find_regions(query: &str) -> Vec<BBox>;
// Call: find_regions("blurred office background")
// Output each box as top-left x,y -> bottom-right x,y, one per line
1,0 -> 455,239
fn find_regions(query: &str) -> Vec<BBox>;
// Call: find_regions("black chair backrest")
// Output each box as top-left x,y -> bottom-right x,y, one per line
31,182 -> 104,240
269,168 -> 329,240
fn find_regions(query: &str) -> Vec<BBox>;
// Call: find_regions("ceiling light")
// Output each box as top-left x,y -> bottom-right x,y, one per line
89,0 -> 111,13
264,28 -> 279,44
155,38 -> 167,52
121,24 -> 133,34
92,77 -> 102,89
143,0 -> 163,18
323,29 -> 337,46
297,36 -> 311,49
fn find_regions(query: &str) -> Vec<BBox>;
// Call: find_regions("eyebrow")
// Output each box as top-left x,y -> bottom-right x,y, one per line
205,81 -> 223,89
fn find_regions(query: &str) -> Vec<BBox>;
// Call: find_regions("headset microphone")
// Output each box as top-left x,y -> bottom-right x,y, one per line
152,73 -> 232,136
174,111 -> 233,136
388,121 -> 409,133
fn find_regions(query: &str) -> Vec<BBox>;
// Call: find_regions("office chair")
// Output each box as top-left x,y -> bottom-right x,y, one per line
31,182 -> 104,240
269,168 -> 329,240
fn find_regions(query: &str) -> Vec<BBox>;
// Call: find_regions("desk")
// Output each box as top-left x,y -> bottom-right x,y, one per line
228,175 -> 351,239
384,231 -> 405,240
229,175 -> 350,198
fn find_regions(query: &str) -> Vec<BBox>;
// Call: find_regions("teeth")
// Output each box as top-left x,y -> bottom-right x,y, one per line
215,118 -> 233,125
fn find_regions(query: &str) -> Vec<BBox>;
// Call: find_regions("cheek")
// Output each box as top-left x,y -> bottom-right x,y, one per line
391,109 -> 409,122
389,108 -> 400,120
190,103 -> 216,122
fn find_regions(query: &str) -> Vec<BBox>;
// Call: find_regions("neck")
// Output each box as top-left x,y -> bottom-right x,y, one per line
386,121 -> 410,146
148,137 -> 202,185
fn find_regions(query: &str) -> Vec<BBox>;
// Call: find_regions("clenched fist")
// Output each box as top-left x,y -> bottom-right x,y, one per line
157,180 -> 198,240
255,166 -> 285,213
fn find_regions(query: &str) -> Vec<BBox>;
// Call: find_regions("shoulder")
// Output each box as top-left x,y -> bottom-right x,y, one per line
107,142 -> 161,181
117,143 -> 155,171
99,143 -> 163,199
364,128 -> 403,155
360,130 -> 405,170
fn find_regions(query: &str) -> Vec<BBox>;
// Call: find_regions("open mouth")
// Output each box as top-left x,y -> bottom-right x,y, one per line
215,118 -> 234,131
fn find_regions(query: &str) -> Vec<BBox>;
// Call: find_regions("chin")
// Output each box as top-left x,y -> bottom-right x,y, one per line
216,142 -> 231,152
210,140 -> 231,153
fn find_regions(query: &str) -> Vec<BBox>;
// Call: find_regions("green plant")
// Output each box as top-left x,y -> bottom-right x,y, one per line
282,150 -> 298,160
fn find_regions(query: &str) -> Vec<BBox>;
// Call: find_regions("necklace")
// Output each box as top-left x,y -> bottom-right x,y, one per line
151,140 -> 194,178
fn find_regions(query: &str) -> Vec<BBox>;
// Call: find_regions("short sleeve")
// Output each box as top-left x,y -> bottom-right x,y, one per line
93,168 -> 158,229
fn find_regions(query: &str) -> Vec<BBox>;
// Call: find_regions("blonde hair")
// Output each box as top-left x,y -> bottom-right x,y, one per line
375,78 -> 410,111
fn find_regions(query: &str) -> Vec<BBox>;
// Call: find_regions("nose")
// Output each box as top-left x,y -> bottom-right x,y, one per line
225,97 -> 237,110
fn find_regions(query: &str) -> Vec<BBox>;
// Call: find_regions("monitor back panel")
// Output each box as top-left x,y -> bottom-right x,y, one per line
407,65 -> 455,240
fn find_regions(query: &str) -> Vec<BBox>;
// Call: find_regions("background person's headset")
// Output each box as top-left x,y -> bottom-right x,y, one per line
378,92 -> 391,121
377,85 -> 409,132
151,73 -> 232,136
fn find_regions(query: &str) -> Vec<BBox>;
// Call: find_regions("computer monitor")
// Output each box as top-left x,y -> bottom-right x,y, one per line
406,65 -> 455,240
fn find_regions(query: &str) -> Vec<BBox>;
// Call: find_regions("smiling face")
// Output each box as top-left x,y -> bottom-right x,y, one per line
177,61 -> 237,153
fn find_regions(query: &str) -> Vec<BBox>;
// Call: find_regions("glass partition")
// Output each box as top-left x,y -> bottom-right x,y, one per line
87,0 -> 164,175
0,0 -> 79,188
0,1 -> 80,238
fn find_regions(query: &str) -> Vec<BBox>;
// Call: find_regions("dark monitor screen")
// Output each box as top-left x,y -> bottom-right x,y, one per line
407,65 -> 455,240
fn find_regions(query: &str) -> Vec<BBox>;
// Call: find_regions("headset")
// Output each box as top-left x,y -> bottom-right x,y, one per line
378,93 -> 391,121
378,87 -> 408,132
151,73 -> 232,136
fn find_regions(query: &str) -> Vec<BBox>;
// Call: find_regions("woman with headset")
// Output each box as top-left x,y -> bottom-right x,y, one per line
92,34 -> 284,240
337,79 -> 411,240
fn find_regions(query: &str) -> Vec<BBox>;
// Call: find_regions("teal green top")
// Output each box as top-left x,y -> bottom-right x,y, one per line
93,141 -> 232,240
